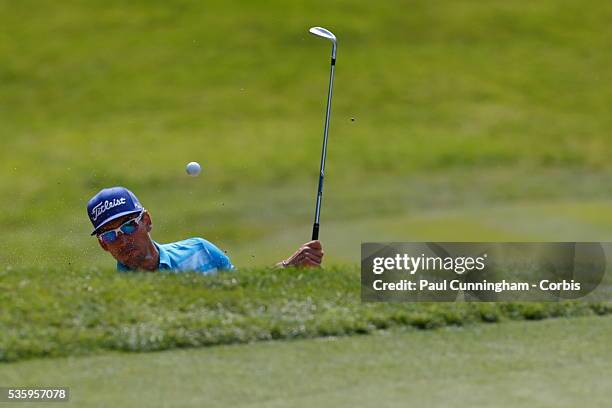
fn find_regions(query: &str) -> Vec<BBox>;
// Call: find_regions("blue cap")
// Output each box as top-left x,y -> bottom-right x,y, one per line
87,187 -> 144,235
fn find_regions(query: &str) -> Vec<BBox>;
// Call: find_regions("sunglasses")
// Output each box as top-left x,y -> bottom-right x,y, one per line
97,211 -> 144,244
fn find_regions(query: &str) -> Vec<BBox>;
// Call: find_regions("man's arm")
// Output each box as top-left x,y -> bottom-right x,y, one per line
276,240 -> 324,268
199,238 -> 235,271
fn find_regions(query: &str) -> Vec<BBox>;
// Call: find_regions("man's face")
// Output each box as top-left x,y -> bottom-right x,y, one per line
97,211 -> 153,268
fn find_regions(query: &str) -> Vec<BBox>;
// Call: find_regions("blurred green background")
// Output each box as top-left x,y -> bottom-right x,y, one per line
2,0 -> 612,269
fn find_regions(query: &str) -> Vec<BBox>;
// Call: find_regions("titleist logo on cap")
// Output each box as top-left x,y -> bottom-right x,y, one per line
91,198 -> 127,221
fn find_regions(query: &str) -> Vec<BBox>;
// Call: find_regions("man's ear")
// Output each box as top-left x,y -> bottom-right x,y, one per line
97,237 -> 109,252
143,211 -> 153,232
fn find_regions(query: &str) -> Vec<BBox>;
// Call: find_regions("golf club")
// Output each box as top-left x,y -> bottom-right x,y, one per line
309,26 -> 337,241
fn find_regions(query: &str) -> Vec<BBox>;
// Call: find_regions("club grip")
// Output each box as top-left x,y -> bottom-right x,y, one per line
311,223 -> 319,240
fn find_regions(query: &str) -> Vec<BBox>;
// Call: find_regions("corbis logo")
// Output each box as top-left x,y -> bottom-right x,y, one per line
91,198 -> 127,221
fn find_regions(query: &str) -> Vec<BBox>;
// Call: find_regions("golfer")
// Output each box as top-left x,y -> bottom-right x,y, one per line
87,187 -> 324,273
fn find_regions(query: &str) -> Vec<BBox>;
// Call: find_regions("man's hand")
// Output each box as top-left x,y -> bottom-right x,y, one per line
277,240 -> 324,268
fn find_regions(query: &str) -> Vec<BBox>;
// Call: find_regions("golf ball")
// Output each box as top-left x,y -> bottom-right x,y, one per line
186,161 -> 201,176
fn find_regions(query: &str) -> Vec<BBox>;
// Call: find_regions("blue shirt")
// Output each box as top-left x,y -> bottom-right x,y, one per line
117,237 -> 235,274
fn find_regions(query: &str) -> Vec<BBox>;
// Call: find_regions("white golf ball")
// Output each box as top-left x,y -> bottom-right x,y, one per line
186,161 -> 201,176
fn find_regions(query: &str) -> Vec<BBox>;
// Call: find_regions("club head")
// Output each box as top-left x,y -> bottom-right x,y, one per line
309,27 -> 336,43
309,27 -> 337,59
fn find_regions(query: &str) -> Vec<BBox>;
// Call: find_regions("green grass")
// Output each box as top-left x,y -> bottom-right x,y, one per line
1,265 -> 609,363
2,316 -> 611,407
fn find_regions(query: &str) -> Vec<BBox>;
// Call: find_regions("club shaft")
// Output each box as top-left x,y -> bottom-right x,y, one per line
312,53 -> 336,240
